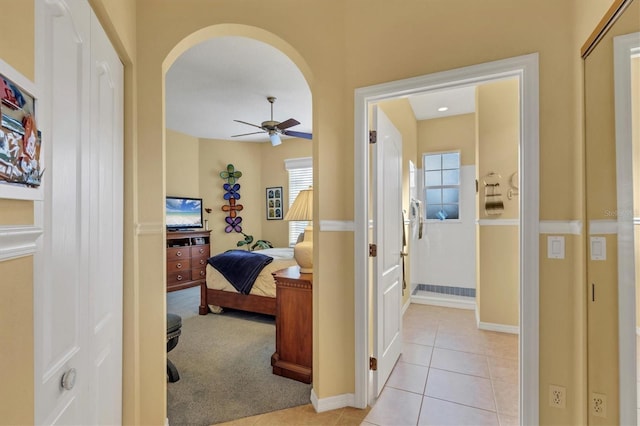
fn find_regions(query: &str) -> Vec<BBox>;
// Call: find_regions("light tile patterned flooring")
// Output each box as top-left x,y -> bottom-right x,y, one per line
215,303 -> 519,426
362,303 -> 519,425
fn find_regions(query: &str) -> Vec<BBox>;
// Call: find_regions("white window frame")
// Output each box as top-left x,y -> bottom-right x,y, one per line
422,150 -> 462,222
285,157 -> 312,246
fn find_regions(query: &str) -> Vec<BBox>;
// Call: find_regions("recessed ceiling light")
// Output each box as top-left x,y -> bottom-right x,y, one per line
438,106 -> 449,112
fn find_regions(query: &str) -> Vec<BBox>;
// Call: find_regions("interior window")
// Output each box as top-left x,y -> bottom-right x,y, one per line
286,158 -> 312,246
423,151 -> 460,220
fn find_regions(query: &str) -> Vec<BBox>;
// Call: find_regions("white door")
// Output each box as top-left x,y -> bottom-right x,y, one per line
34,0 -> 124,424
371,106 -> 403,396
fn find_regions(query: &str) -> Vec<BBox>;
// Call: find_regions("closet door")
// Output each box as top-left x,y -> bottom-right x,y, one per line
34,0 -> 123,424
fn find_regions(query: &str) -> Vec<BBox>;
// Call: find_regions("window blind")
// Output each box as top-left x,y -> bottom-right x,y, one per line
285,157 -> 312,246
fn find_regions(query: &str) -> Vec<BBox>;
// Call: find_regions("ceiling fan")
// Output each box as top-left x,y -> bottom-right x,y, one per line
231,96 -> 312,146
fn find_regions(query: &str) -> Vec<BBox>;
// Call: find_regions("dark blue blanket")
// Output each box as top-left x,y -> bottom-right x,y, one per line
207,250 -> 273,295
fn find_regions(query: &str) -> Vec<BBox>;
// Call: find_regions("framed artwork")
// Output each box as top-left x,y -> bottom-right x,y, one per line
0,58 -> 43,200
266,186 -> 283,220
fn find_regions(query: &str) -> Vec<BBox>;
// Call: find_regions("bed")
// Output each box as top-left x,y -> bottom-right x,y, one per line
199,247 -> 297,316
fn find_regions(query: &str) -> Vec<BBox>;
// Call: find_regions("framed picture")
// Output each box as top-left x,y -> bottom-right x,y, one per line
0,58 -> 43,200
266,186 -> 283,220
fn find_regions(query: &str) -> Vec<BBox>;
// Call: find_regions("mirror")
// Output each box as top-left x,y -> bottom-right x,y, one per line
584,0 -> 639,424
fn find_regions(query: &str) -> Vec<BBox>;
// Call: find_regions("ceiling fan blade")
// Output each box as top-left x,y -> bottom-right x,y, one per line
234,119 -> 264,129
283,130 -> 313,140
231,131 -> 265,137
276,118 -> 300,130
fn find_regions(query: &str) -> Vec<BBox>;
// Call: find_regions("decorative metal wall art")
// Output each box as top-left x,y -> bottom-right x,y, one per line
220,164 -> 244,233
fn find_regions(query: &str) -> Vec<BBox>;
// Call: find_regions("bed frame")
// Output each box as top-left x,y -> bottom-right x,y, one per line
199,281 -> 276,316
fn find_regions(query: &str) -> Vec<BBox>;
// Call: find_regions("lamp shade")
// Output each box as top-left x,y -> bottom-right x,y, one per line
284,187 -> 313,221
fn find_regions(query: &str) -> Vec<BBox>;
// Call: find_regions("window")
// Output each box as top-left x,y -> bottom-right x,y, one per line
423,151 -> 460,220
285,157 -> 312,246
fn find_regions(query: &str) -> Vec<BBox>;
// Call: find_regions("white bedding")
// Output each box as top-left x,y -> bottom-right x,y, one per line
206,247 -> 297,298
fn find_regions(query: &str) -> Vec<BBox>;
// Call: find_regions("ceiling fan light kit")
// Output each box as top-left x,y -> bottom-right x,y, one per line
231,96 -> 312,145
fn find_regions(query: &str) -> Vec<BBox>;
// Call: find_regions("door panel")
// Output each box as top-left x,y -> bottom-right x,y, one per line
35,0 -> 123,424
35,0 -> 91,422
372,106 -> 403,396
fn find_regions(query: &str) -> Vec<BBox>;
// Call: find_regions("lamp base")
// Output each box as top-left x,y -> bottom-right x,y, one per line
293,226 -> 313,273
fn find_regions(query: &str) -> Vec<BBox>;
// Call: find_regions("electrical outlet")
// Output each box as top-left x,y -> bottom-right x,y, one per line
549,385 -> 566,408
591,393 -> 607,418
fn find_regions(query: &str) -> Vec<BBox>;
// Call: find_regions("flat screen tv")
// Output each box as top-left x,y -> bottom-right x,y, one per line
166,196 -> 203,230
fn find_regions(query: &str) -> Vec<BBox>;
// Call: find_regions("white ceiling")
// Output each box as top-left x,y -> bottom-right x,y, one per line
165,37 -> 476,142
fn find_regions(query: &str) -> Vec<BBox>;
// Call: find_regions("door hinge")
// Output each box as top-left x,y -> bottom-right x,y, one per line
369,130 -> 377,144
369,243 -> 377,257
369,356 -> 377,371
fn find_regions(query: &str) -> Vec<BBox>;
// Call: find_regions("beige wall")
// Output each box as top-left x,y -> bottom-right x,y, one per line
0,1 -> 630,424
476,79 -> 520,327
634,56 -> 640,329
166,129 -> 200,197
418,113 -> 476,166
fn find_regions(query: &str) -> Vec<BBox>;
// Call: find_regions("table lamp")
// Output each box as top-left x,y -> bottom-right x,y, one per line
284,187 -> 313,273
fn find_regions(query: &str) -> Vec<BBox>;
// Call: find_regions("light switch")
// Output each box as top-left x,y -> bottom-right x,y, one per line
547,236 -> 565,259
590,236 -> 606,260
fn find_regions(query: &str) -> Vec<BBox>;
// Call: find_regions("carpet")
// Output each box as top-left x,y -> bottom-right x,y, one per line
166,309 -> 312,426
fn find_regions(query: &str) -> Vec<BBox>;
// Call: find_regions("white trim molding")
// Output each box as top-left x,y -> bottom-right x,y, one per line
319,220 -> 354,232
310,389 -> 355,413
588,220 -> 618,235
284,156 -> 312,170
477,219 -> 520,226
135,222 -> 164,235
411,294 -> 476,310
478,321 -> 520,335
0,225 -> 43,261
539,220 -> 583,235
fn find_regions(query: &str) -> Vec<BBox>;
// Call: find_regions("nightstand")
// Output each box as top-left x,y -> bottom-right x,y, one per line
271,266 -> 312,383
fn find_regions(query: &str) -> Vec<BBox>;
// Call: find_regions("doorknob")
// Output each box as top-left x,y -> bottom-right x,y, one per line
61,368 -> 77,391
400,251 -> 408,257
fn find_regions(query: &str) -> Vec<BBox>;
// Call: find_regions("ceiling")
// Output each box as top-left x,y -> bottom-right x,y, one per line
165,37 -> 476,143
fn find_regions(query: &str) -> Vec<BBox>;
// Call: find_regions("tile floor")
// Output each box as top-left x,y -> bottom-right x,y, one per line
362,303 -> 519,426
215,303 -> 519,426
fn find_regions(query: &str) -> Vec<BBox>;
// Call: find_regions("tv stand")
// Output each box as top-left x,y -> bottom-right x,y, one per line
166,230 -> 211,292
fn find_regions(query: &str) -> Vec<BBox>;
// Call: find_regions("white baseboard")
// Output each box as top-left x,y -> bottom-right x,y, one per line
311,389 -> 355,413
478,321 -> 520,334
402,297 -> 411,315
411,294 -> 476,310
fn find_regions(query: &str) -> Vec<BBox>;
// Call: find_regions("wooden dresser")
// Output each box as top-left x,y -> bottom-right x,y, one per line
271,266 -> 312,383
166,230 -> 211,292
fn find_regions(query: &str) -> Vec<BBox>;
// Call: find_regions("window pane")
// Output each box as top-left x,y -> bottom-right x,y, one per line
424,154 -> 441,171
442,152 -> 460,169
426,205 -> 441,219
426,189 -> 442,204
425,170 -> 441,186
443,204 -> 459,219
442,188 -> 459,203
442,169 -> 459,185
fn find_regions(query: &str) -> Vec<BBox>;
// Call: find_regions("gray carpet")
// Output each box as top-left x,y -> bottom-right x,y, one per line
166,308 -> 312,426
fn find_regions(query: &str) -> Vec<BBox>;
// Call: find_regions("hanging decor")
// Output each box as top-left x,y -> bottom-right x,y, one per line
220,164 -> 244,233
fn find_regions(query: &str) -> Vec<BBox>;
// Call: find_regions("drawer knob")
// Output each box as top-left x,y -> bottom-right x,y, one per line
176,263 -> 182,269
176,251 -> 182,257
199,248 -> 204,254
199,259 -> 205,265
199,270 -> 205,276
176,274 -> 183,281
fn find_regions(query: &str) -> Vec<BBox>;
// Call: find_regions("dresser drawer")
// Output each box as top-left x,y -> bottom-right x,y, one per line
167,246 -> 189,260
168,270 -> 191,285
167,258 -> 191,273
191,244 -> 209,259
191,266 -> 206,281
